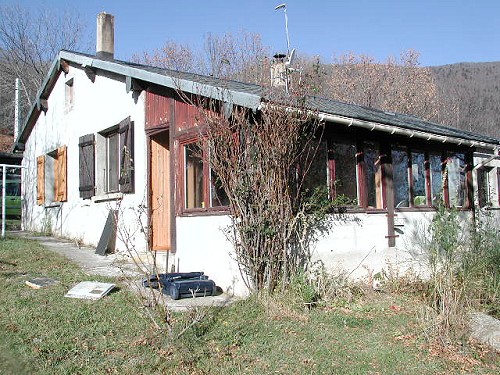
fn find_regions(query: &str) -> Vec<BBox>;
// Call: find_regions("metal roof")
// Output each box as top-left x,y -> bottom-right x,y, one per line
305,96 -> 500,145
14,50 -> 500,151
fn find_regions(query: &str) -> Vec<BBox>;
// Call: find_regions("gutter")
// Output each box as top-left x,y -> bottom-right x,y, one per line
317,112 -> 497,149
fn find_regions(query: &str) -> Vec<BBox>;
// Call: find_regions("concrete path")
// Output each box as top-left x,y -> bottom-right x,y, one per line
10,231 -> 236,311
13,232 -> 139,278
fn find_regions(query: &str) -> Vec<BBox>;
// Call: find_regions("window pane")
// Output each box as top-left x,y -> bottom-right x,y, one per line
365,142 -> 382,208
302,140 -> 328,196
210,169 -> 229,207
185,143 -> 204,208
411,151 -> 426,206
392,147 -> 409,208
331,140 -> 357,203
477,167 -> 490,208
107,133 -> 119,192
430,153 -> 443,205
447,152 -> 466,207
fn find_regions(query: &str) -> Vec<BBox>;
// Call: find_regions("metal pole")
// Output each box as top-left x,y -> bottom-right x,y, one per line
2,165 -> 6,238
14,78 -> 20,141
284,7 -> 290,55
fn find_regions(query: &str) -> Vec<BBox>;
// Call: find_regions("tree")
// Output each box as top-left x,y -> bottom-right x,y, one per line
302,50 -> 445,122
132,31 -> 270,85
0,4 -> 89,134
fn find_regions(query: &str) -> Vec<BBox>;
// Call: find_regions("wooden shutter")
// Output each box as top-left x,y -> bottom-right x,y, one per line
55,145 -> 67,202
37,155 -> 45,205
119,117 -> 134,193
79,134 -> 95,199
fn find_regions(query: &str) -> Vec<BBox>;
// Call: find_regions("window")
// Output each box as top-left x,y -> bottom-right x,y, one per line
296,136 -> 472,211
36,145 -> 67,205
411,151 -> 427,206
301,140 -> 328,197
329,140 -> 357,202
210,169 -> 229,207
185,143 -> 204,208
392,148 -> 430,208
392,147 -> 409,208
105,130 -> 120,193
78,117 -> 134,198
181,141 -> 229,211
364,142 -> 383,208
446,152 -> 467,207
477,166 -> 494,208
430,153 -> 443,205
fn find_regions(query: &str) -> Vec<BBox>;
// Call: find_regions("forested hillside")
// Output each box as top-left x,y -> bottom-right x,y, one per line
431,62 -> 500,138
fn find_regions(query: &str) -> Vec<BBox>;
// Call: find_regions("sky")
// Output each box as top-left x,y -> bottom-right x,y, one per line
2,0 -> 500,67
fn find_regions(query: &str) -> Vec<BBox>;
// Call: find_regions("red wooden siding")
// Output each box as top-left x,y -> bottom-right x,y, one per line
145,91 -> 172,130
174,100 -> 200,132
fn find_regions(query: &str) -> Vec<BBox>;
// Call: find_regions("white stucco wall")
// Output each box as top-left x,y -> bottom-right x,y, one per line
22,65 -> 148,252
174,215 -> 247,295
171,210 -> 465,295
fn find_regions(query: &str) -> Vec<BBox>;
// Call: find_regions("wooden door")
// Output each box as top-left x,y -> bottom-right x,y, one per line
150,131 -> 170,250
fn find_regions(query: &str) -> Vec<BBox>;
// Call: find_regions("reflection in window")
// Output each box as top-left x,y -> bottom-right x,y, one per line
106,131 -> 119,193
365,142 -> 383,208
210,169 -> 229,207
430,153 -> 443,205
392,147 -> 409,208
185,143 -> 204,209
331,140 -> 357,203
477,167 -> 492,208
302,141 -> 328,196
411,151 -> 426,206
447,152 -> 466,207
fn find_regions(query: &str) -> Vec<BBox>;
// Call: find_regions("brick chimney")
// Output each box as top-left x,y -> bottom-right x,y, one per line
96,12 -> 114,59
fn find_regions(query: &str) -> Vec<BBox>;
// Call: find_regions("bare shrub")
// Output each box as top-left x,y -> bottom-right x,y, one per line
189,90 -> 336,293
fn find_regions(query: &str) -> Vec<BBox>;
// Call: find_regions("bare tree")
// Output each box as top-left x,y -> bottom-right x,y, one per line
0,4 -> 89,134
321,50 -> 444,121
131,40 -> 199,73
132,31 -> 270,85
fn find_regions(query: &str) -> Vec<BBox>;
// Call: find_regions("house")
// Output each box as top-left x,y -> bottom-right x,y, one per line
14,13 -> 500,295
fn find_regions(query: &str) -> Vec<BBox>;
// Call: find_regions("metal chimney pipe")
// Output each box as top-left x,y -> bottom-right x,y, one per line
96,12 -> 114,59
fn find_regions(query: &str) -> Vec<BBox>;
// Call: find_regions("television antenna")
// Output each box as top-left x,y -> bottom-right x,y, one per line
275,3 -> 290,55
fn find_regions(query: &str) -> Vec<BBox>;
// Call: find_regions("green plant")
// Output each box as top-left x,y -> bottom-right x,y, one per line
409,203 -> 500,340
466,212 -> 500,317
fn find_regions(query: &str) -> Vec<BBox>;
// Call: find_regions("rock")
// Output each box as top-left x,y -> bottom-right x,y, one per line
469,312 -> 500,352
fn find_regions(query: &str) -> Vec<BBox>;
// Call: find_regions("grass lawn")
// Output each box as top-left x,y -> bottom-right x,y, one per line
0,235 -> 498,374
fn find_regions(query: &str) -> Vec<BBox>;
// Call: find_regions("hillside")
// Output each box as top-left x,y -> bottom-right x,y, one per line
431,62 -> 500,138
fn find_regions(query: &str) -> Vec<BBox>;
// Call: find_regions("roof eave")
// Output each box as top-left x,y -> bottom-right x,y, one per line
318,112 -> 500,149
13,54 -> 63,151
60,51 -> 262,110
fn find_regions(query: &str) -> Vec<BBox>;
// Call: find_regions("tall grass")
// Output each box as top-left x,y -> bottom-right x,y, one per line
416,206 -> 500,339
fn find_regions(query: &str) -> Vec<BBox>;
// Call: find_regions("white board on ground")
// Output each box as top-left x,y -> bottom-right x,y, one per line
64,281 -> 115,300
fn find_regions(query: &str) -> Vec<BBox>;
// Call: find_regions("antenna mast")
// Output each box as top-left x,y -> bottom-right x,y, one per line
275,3 -> 290,55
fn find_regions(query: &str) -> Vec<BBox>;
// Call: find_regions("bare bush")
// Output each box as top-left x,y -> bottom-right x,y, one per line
191,91 -> 334,292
